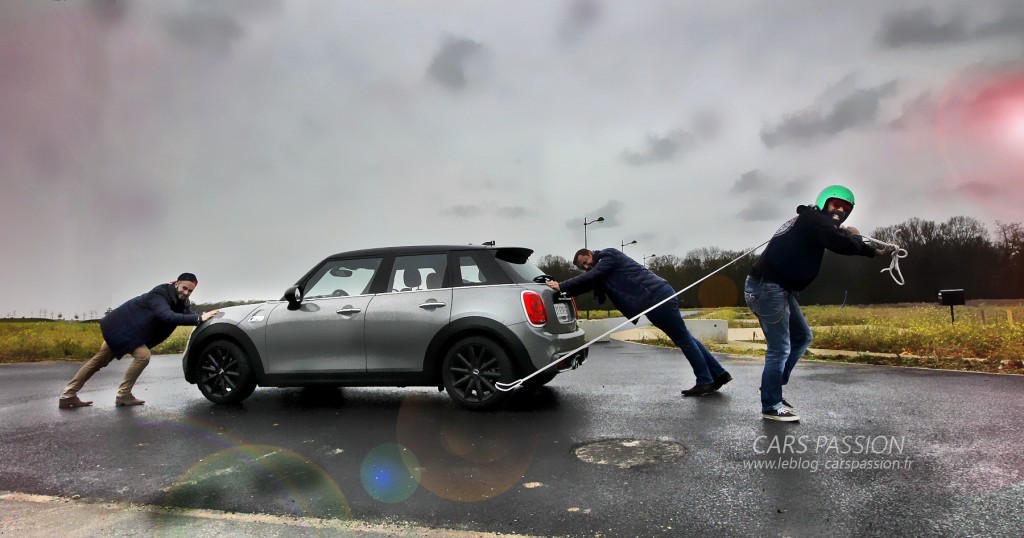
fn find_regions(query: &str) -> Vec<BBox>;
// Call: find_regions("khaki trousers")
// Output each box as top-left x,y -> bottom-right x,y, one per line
61,341 -> 151,399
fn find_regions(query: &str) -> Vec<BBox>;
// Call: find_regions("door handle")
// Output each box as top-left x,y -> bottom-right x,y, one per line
336,308 -> 362,314
418,302 -> 447,309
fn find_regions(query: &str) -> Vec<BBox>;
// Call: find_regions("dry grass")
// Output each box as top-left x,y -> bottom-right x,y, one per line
0,322 -> 191,363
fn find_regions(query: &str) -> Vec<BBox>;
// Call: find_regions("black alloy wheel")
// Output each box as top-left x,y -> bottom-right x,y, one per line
442,336 -> 513,410
196,340 -> 257,404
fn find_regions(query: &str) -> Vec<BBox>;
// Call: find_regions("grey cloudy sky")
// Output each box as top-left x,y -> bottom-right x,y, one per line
2,0 -> 1023,315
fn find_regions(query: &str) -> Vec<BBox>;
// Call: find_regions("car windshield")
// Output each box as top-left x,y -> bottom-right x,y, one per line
492,248 -> 544,283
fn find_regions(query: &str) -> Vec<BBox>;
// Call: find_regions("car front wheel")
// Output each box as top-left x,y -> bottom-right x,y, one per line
195,340 -> 257,404
442,336 -> 513,410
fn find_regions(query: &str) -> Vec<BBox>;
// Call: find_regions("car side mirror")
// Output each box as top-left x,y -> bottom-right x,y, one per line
284,286 -> 303,310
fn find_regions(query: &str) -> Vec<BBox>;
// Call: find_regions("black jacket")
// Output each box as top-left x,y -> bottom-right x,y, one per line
559,248 -> 675,321
750,205 -> 877,291
99,283 -> 200,357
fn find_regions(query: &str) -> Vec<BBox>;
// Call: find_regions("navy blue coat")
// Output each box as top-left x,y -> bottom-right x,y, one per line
100,283 -> 200,357
559,248 -> 675,321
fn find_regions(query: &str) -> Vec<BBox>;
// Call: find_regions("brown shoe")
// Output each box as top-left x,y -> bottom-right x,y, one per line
58,396 -> 93,409
115,395 -> 145,407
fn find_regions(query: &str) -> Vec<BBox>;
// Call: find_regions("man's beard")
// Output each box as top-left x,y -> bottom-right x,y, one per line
826,209 -> 848,224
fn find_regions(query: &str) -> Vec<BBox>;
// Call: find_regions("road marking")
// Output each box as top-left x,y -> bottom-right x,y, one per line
0,491 -> 542,537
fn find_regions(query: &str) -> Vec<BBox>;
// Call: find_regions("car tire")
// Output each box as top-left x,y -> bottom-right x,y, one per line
442,336 -> 513,410
195,339 -> 257,404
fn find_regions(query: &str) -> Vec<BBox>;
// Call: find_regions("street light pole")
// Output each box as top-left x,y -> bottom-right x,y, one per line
643,253 -> 657,268
621,239 -> 637,252
583,216 -> 604,250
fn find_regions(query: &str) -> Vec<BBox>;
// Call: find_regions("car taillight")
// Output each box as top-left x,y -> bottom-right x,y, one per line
522,291 -> 547,326
570,297 -> 578,317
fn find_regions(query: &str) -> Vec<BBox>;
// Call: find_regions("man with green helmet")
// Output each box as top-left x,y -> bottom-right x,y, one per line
744,185 -> 895,422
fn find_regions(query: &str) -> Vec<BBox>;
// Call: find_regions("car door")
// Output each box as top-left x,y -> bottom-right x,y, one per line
364,253 -> 452,372
264,257 -> 382,374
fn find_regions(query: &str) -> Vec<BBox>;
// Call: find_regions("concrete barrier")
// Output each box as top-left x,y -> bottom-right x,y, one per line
577,318 -> 631,342
607,318 -> 729,344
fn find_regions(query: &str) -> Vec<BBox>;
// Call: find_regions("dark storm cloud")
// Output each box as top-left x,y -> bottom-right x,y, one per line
87,0 -> 129,24
559,0 -> 603,43
564,199 -> 625,230
690,110 -> 722,140
730,170 -> 769,194
622,130 -> 697,165
760,80 -> 899,147
876,8 -> 969,48
889,91 -> 938,129
877,6 -> 1024,49
730,170 -> 808,197
737,202 -> 784,222
954,181 -> 1000,198
496,206 -> 529,218
426,36 -> 483,90
444,205 -> 484,218
164,10 -> 245,53
781,179 -> 808,197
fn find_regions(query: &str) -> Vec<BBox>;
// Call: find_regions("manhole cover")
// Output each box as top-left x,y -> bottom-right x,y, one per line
574,438 -> 686,468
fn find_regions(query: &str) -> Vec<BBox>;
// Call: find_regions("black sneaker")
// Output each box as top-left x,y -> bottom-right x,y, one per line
757,389 -> 794,410
762,408 -> 800,422
681,383 -> 717,397
712,372 -> 732,390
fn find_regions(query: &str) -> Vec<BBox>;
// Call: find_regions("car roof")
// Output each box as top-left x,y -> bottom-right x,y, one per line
326,245 -> 527,259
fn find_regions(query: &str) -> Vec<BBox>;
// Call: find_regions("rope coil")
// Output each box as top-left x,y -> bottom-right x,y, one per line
859,235 -> 908,286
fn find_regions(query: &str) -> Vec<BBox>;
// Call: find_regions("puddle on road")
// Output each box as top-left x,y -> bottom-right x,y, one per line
574,438 -> 686,468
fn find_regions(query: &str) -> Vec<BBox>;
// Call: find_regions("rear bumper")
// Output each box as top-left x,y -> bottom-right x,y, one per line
510,322 -> 588,372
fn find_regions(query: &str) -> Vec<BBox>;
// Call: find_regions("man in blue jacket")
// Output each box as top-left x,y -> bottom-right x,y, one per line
746,185 -> 894,422
545,248 -> 731,397
58,273 -> 219,408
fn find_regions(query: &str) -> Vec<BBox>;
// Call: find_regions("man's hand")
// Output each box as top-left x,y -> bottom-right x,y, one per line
545,280 -> 560,292
876,245 -> 896,256
842,225 -> 861,235
200,309 -> 220,322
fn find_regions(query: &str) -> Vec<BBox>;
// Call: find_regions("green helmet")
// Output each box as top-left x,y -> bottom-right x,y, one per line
815,184 -> 855,211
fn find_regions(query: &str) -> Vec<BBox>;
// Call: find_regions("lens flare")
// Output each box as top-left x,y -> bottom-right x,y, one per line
159,444 -> 351,537
360,443 -> 421,503
934,70 -> 1024,219
396,394 -> 537,502
143,416 -> 352,536
697,274 -> 738,308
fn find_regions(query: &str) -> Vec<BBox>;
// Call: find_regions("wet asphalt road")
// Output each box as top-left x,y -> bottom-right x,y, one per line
1,341 -> 1023,537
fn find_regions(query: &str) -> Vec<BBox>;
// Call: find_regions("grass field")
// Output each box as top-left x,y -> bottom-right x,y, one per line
682,302 -> 1024,374
2,302 -> 1023,375
0,322 -> 191,363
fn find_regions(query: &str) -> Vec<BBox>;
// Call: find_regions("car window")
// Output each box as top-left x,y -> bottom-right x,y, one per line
493,252 -> 545,283
304,258 -> 382,299
458,255 -> 490,286
388,254 -> 448,292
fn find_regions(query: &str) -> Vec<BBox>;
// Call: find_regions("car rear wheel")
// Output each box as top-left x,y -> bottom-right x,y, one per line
195,340 -> 257,404
442,336 -> 513,410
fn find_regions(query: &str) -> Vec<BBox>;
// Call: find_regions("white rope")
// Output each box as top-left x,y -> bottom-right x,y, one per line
859,235 -> 908,286
495,240 -> 770,392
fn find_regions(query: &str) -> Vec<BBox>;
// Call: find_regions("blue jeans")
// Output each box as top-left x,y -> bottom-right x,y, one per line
744,276 -> 812,412
646,301 -> 728,385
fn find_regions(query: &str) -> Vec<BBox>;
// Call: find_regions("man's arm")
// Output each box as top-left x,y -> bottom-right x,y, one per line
148,293 -> 202,325
816,219 -> 877,258
545,254 -> 617,297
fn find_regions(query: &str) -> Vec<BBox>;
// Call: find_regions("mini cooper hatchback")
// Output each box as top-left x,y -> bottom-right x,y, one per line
182,245 -> 587,410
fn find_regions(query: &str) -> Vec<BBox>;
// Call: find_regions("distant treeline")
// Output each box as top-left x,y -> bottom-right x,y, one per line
537,216 -> 1024,309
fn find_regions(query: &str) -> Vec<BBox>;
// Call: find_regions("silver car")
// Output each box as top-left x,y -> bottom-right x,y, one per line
182,245 -> 587,410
